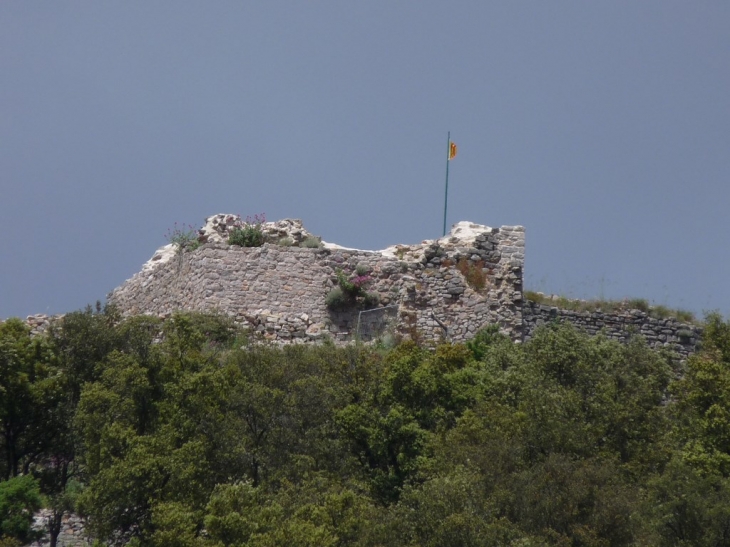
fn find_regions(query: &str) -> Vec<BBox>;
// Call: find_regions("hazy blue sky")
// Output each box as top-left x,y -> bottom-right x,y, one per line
2,2 -> 729,319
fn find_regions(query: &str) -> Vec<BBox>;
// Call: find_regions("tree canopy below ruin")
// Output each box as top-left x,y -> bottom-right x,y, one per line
2,308 -> 730,546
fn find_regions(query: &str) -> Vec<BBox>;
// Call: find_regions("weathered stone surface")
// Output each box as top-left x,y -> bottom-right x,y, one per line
198,214 -> 320,246
522,301 -> 701,360
31,510 -> 92,547
108,218 -> 524,344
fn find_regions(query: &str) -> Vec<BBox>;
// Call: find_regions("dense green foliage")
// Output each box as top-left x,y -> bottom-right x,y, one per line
0,474 -> 42,545
3,306 -> 730,545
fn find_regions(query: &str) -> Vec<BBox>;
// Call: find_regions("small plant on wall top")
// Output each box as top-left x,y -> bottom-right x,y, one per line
228,213 -> 266,247
165,222 -> 201,252
301,235 -> 323,248
326,266 -> 380,311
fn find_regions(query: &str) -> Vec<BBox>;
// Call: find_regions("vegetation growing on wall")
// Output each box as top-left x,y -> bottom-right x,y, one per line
325,266 -> 380,311
228,213 -> 266,247
165,222 -> 201,252
300,235 -> 323,248
2,307 -> 730,545
456,257 -> 488,291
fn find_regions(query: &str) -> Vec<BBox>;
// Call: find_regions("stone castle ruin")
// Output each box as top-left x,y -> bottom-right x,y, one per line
3,214 -> 703,359
105,214 -> 702,358
109,214 -> 526,344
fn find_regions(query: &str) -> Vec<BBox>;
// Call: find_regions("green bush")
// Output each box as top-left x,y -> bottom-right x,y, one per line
228,224 -> 264,247
677,328 -> 694,341
228,213 -> 266,247
325,287 -> 350,311
525,291 -> 699,324
675,309 -> 696,323
336,269 -> 359,297
626,298 -> 650,313
301,236 -> 322,248
0,476 -> 42,544
654,304 -> 673,319
361,291 -> 380,308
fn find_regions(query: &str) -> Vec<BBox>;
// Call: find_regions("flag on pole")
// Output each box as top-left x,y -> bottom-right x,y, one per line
448,141 -> 457,160
443,133 -> 456,236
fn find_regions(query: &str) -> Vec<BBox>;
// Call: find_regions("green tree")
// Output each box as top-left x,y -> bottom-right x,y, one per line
336,402 -> 428,504
424,323 -> 675,545
61,311 -> 714,546
48,304 -> 121,406
76,313 -> 358,544
643,458 -> 730,546
671,313 -> 730,476
0,475 -> 42,545
0,319 -> 59,480
639,313 -> 730,543
383,465 -> 532,547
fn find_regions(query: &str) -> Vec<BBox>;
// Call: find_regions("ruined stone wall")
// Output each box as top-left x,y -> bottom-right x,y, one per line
8,215 -> 705,361
522,301 -> 702,359
31,510 -> 92,547
108,224 -> 525,345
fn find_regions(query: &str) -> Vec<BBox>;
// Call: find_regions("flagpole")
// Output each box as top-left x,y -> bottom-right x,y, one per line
443,131 -> 450,236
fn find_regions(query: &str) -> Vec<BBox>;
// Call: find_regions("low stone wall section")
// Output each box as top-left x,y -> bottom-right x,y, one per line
522,301 -> 702,360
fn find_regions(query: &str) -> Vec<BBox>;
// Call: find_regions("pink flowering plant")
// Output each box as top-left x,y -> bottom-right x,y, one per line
326,266 -> 379,311
228,213 -> 266,247
165,222 -> 201,252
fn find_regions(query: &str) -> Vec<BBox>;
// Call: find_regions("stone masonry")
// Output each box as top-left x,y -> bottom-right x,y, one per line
522,300 -> 702,360
108,217 -> 525,344
30,510 -> 91,547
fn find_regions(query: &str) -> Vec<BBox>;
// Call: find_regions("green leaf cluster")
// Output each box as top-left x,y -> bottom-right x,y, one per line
0,475 -> 41,544
228,225 -> 265,248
